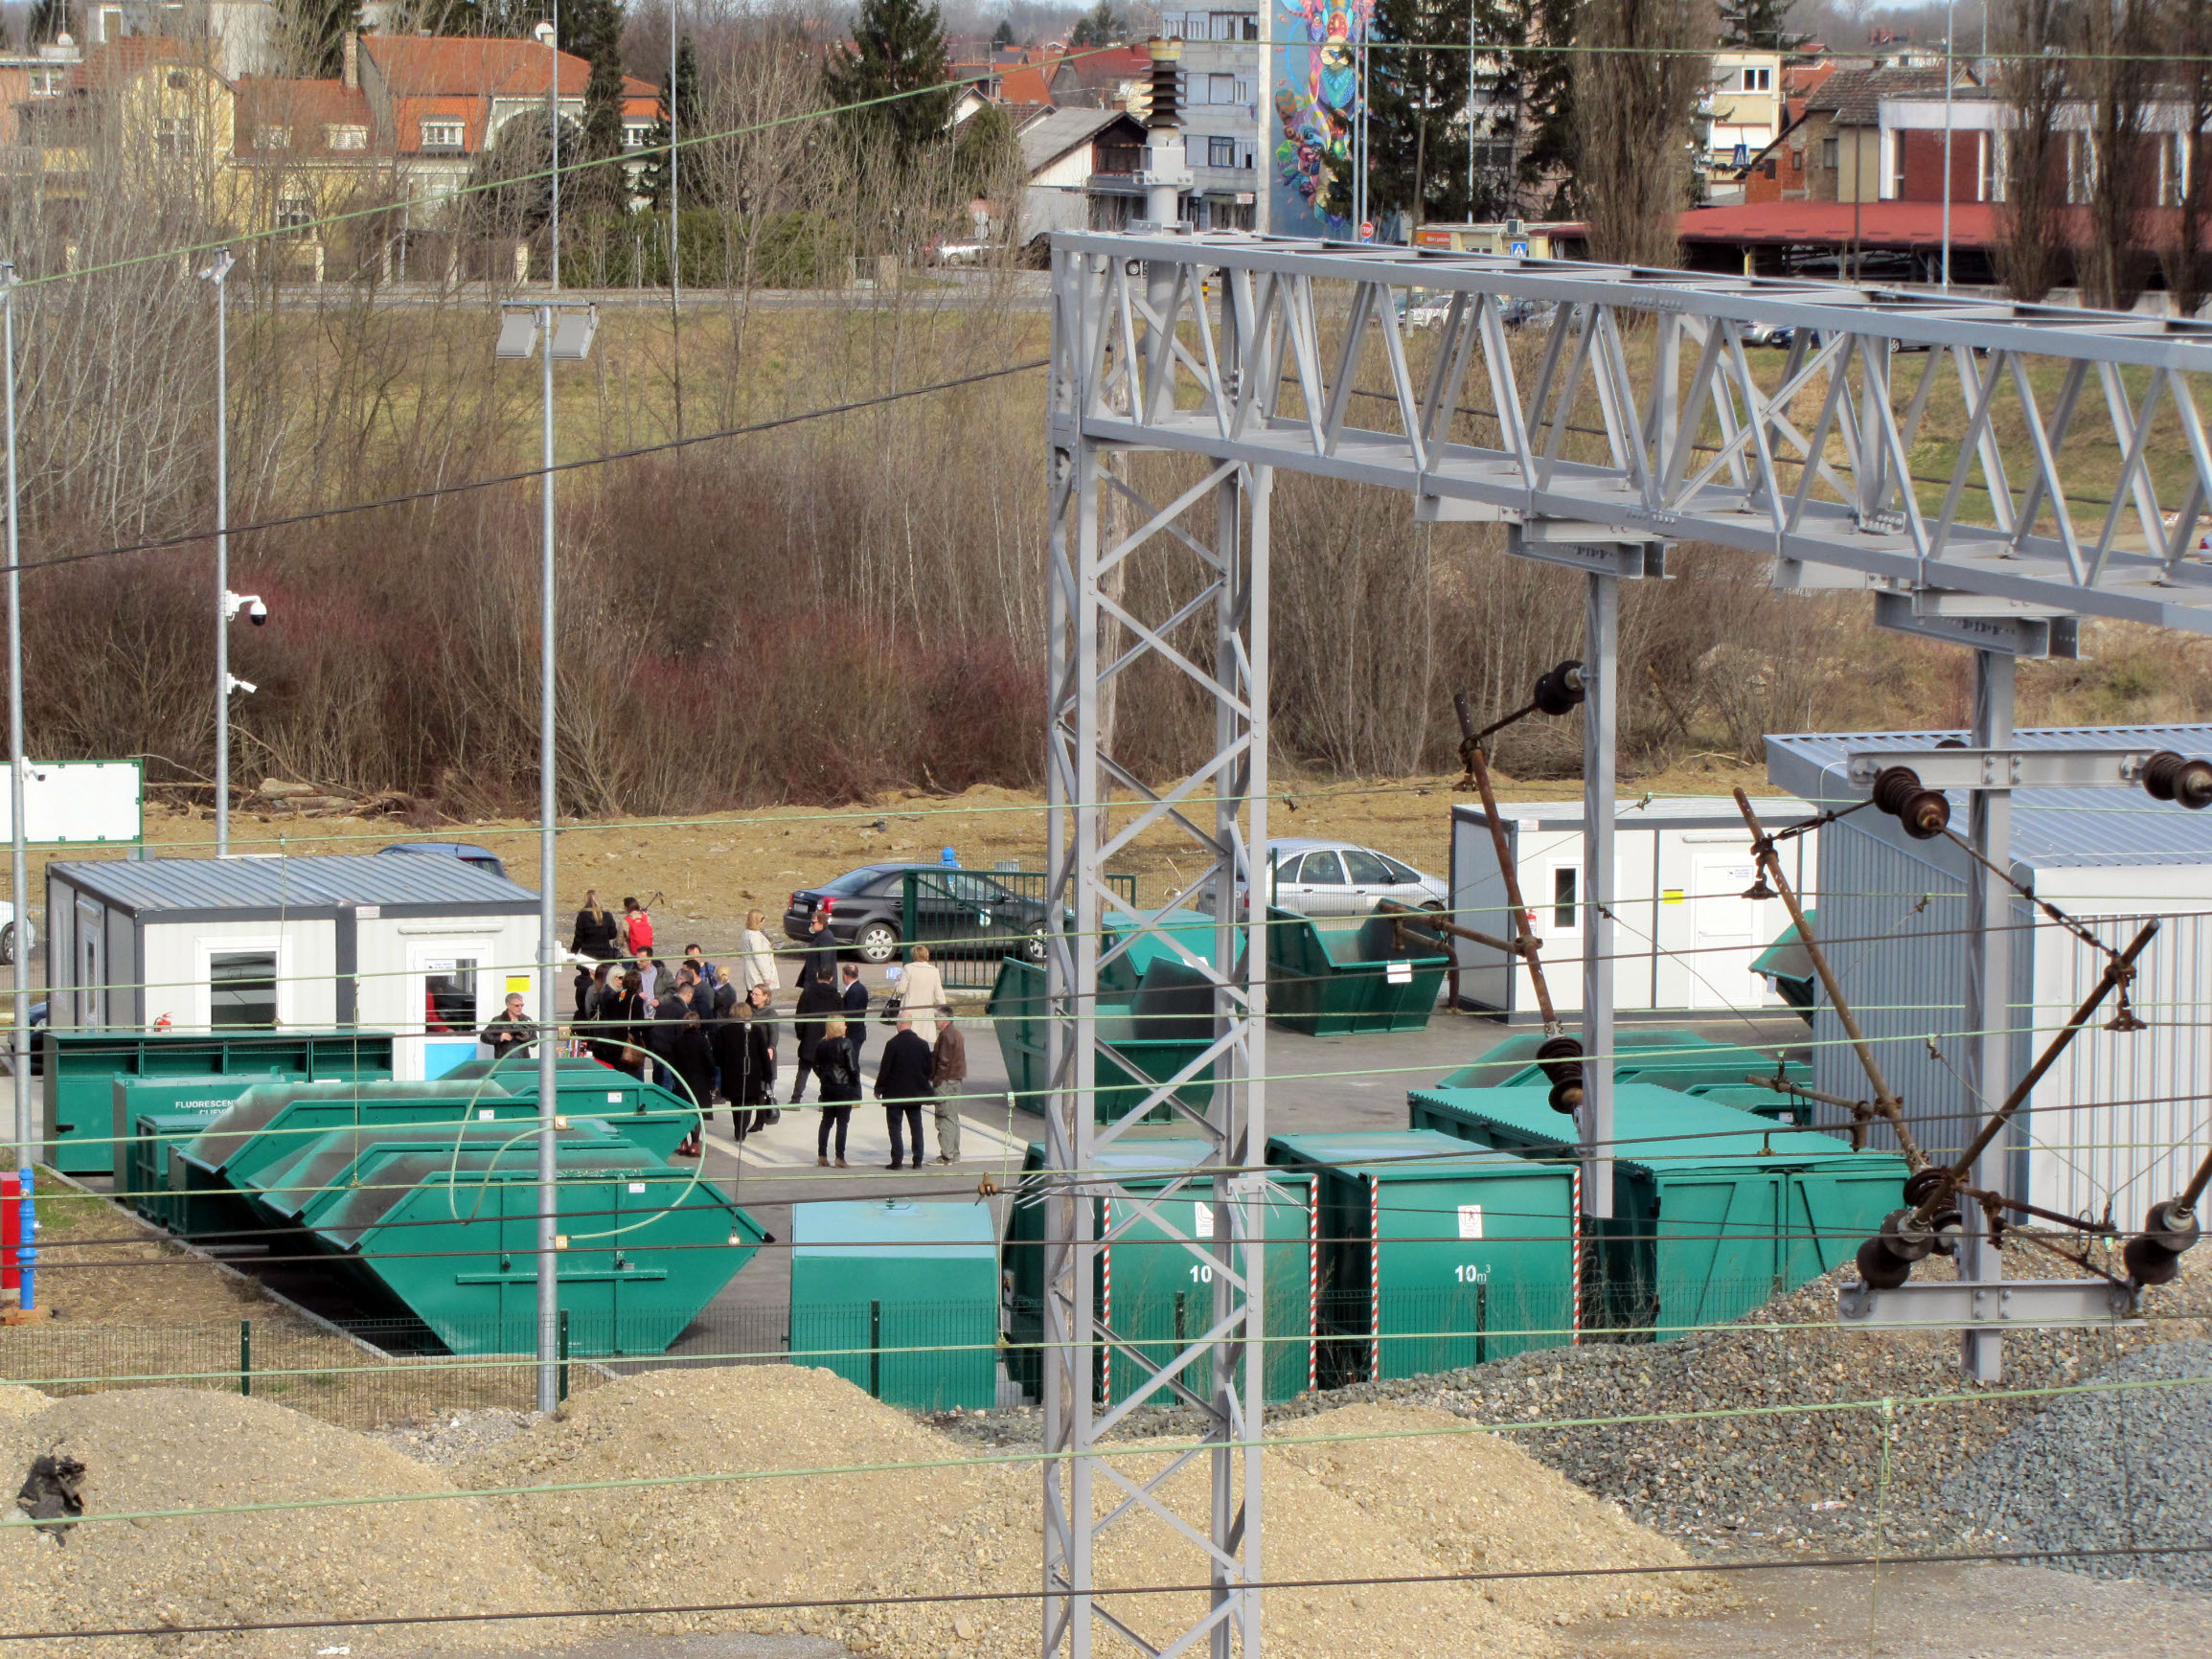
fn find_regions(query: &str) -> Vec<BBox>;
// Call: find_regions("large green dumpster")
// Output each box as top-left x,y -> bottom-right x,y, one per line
111,1072 -> 282,1193
1404,1083 -> 1907,1338
170,1071 -> 696,1239
1001,1138 -> 1314,1406
789,1199 -> 998,1409
1266,1130 -> 1580,1385
1100,906 -> 1242,994
1751,910 -> 1817,1016
303,1148 -> 764,1356
1266,908 -> 1448,1037
1439,1029 -> 1811,1093
42,1029 -> 395,1175
988,957 -> 1213,1124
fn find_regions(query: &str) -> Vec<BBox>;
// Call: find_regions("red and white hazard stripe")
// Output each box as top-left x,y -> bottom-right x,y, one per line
1569,1168 -> 1584,1347
1100,1195 -> 1113,1407
1368,1177 -> 1382,1383
1306,1177 -> 1319,1393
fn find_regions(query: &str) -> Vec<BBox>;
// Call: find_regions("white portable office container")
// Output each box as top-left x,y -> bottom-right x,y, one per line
45,853 -> 541,1080
1767,723 -> 2212,1223
1448,796 -> 1817,1016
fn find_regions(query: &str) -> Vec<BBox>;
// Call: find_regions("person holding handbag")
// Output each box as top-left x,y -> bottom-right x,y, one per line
812,1018 -> 862,1167
899,944 -> 946,1033
740,909 -> 781,994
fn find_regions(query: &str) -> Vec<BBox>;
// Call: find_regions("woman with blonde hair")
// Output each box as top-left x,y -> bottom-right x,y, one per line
812,1017 -> 862,1167
740,907 -> 781,993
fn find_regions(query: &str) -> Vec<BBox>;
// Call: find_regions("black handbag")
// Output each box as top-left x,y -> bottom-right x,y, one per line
879,994 -> 902,1028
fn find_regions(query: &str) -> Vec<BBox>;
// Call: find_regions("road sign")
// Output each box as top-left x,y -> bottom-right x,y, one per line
1358,221 -> 1373,241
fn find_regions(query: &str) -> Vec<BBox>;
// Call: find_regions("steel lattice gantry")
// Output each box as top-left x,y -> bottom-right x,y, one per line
1039,228 -> 2212,1659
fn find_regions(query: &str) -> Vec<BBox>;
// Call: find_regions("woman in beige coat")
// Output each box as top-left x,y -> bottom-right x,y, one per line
898,943 -> 946,1031
740,908 -> 781,994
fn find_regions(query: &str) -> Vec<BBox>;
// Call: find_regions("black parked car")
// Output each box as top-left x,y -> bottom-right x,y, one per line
784,864 -> 1053,965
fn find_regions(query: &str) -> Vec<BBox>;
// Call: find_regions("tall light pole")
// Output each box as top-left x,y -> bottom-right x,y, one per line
667,0 -> 683,443
536,17 -> 559,289
198,248 -> 234,854
494,298 -> 596,1414
2,262 -> 32,1316
1942,0 -> 1955,291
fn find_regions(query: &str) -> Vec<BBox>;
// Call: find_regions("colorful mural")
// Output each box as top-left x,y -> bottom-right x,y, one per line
1268,0 -> 1374,239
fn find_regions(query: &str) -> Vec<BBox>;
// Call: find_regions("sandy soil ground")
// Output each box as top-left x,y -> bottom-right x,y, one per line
64,755 -> 1771,966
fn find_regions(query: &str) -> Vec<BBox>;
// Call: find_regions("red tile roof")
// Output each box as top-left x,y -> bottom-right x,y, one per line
361,34 -> 595,100
68,35 -> 209,92
234,75 -> 374,151
996,62 -> 1053,104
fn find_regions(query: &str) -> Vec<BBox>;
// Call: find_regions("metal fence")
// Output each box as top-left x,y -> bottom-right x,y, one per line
901,869 -> 1138,989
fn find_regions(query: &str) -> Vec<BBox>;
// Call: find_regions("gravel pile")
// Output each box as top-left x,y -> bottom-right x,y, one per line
0,1387 -> 576,1657
460,1364 -> 1714,1659
373,1406 -> 538,1466
943,1252 -> 2212,1554
1946,1338 -> 2212,1589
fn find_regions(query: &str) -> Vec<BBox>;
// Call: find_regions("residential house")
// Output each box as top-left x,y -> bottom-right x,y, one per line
14,35 -> 238,209
356,34 -> 661,216
1736,64 -> 1964,207
232,67 -> 386,279
1016,105 -> 1151,242
1707,49 -> 1787,179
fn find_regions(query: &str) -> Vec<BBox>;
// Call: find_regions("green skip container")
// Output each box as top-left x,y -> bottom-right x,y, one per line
111,1072 -> 284,1199
1266,1129 -> 1581,1386
988,957 -> 1215,1125
1000,1138 -> 1315,1406
43,1029 -> 395,1175
1266,908 -> 1449,1037
789,1199 -> 999,1410
1404,1083 -> 1908,1339
303,1146 -> 765,1357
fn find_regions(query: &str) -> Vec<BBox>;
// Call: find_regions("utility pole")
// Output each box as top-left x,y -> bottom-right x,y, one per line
199,248 -> 234,854
1942,0 -> 1955,291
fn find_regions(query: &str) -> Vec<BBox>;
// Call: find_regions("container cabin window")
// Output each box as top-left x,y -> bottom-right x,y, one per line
1552,867 -> 1577,929
210,951 -> 278,1029
423,958 -> 477,1032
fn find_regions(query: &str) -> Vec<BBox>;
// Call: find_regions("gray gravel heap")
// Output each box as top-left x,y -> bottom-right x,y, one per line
939,1254 -> 2212,1554
1946,1338 -> 2212,1588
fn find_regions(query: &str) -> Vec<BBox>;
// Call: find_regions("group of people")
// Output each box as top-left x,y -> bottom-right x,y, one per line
561,890 -> 969,1170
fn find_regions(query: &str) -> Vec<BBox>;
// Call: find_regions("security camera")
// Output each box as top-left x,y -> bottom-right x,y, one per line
246,597 -> 267,625
226,674 -> 257,695
224,590 -> 268,626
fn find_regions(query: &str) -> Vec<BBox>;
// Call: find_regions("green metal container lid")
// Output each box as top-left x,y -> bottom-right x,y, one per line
1267,1128 -> 1566,1179
1410,1083 -> 1883,1172
791,1199 -> 996,1256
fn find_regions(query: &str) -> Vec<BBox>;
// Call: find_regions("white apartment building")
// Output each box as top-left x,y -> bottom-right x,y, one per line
1160,7 -> 1260,228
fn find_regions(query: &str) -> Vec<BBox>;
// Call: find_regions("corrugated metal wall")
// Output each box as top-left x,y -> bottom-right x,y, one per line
1814,820 -> 2211,1224
1811,819 -> 1977,1164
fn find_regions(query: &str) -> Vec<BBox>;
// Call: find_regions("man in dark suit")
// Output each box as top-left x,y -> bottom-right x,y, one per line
840,965 -> 871,1069
874,1014 -> 936,1170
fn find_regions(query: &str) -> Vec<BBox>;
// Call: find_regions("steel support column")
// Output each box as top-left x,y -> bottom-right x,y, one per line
1044,243 -> 1269,1658
1581,573 -> 1618,1222
1961,648 -> 2014,1380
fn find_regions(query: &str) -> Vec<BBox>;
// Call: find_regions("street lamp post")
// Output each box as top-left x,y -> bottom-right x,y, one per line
494,299 -> 597,1414
1942,0 -> 1955,291
198,248 -> 235,854
535,17 -> 559,289
2,262 -> 32,1315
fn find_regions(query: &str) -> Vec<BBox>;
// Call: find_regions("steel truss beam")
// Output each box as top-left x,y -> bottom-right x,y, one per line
1054,229 -> 2212,635
1039,230 -> 2212,1657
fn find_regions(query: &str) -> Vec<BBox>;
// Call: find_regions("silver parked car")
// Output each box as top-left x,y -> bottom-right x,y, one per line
1197,838 -> 1448,917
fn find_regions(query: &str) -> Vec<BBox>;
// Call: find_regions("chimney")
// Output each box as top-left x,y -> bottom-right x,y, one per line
341,31 -> 358,90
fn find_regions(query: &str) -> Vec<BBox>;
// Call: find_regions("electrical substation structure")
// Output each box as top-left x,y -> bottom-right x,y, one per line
1041,222 -> 2212,1657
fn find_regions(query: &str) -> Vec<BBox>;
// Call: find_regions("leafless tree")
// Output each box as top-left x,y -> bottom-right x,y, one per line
1992,0 -> 2072,303
1571,0 -> 1714,268
2079,0 -> 2157,309
2163,0 -> 2212,314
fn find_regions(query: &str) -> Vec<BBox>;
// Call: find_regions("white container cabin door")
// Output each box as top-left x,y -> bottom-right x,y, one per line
1689,852 -> 1767,1010
410,943 -> 490,1079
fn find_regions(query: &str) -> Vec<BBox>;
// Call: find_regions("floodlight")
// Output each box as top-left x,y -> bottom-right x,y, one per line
494,310 -> 542,359
547,307 -> 597,360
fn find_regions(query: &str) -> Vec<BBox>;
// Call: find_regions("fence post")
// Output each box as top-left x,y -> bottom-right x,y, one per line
557,1308 -> 570,1405
1474,1277 -> 1488,1366
868,1299 -> 882,1399
239,1319 -> 251,1397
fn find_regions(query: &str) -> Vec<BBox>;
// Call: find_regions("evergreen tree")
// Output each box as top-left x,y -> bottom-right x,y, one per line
991,16 -> 1015,46
1367,0 -> 1475,225
1719,0 -> 1804,52
286,0 -> 364,79
822,0 -> 956,166
26,0 -> 68,45
643,33 -> 702,209
1068,1 -> 1121,46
